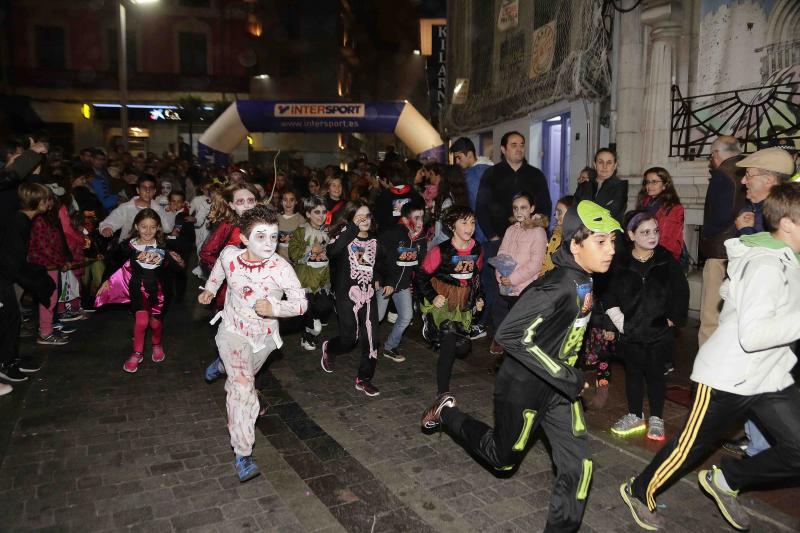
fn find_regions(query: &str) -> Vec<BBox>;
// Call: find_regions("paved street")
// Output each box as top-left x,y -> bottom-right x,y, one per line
1,295 -> 798,532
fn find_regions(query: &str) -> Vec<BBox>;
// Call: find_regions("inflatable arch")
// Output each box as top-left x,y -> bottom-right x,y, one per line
198,100 -> 445,164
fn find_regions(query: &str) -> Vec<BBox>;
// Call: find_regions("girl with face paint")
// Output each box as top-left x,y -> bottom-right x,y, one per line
199,183 -> 259,309
604,210 -> 689,442
198,205 -> 307,483
289,195 -> 332,351
320,200 -> 384,397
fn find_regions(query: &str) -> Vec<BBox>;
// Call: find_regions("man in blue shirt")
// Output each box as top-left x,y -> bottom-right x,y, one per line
90,149 -> 118,213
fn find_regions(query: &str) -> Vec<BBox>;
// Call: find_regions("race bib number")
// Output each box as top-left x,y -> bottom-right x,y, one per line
450,254 -> 477,280
396,245 -> 419,267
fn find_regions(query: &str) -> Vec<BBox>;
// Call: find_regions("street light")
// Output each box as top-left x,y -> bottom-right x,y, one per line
119,0 -> 159,151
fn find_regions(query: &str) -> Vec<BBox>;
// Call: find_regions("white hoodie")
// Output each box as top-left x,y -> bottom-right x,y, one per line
691,234 -> 800,395
99,197 -> 174,242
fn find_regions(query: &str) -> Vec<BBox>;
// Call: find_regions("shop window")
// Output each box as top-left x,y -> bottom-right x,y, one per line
179,32 -> 208,76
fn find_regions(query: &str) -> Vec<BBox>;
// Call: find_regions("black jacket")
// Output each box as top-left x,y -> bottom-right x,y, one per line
375,222 -> 427,292
0,150 -> 43,224
0,211 -> 55,304
326,223 -> 379,294
574,174 -> 629,224
699,156 -> 747,259
476,160 -> 551,240
494,247 -> 593,400
373,186 -> 423,234
604,245 -> 689,344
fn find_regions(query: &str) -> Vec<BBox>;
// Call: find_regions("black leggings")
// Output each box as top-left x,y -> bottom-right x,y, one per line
326,294 -> 379,381
437,331 -> 472,394
621,336 -> 674,418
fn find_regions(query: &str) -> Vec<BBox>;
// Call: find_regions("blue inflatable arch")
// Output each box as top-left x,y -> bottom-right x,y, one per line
198,100 -> 445,163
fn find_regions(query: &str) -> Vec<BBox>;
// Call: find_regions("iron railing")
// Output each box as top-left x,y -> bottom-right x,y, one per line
670,81 -> 800,158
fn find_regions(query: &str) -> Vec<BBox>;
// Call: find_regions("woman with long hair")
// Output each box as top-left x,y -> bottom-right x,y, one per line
635,167 -> 684,262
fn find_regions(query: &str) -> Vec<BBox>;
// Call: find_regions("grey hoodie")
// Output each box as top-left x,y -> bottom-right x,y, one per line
691,233 -> 800,395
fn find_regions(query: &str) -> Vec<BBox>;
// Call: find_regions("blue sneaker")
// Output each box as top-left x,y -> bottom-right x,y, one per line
53,321 -> 77,334
204,358 -> 225,382
235,455 -> 260,482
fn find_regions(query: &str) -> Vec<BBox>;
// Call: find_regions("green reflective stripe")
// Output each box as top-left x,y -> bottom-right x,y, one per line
571,400 -> 586,436
576,459 -> 593,500
528,344 -> 562,375
523,317 -> 543,344
494,465 -> 514,471
512,409 -> 537,451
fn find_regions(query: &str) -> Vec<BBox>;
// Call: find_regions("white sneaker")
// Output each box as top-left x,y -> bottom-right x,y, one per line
0,383 -> 12,396
312,319 -> 322,335
387,312 -> 398,324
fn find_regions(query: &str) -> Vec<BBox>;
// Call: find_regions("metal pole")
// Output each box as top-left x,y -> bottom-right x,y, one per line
119,1 -> 129,151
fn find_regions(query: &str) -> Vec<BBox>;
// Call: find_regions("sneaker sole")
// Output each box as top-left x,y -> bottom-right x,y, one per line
301,343 -> 316,351
355,384 -> 380,397
646,433 -> 666,441
0,372 -> 28,383
619,482 -> 661,531
152,357 -> 165,363
611,424 -> 647,437
36,340 -> 68,345
470,332 -> 488,340
320,343 -> 333,373
383,354 -> 405,362
123,366 -> 138,374
239,469 -> 261,483
698,471 -> 749,531
18,367 -> 41,374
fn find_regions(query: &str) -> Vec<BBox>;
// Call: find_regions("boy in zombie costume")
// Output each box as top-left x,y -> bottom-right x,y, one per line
199,205 -> 307,482
421,201 -> 621,533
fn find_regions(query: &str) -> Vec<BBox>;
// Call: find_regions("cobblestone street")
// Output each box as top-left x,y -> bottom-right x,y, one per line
1,297 -> 798,532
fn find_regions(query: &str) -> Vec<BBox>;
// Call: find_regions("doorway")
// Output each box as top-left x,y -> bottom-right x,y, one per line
541,113 -> 571,218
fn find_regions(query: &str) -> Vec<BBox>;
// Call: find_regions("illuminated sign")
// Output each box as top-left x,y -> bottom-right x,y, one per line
149,108 -> 182,121
273,103 -> 365,118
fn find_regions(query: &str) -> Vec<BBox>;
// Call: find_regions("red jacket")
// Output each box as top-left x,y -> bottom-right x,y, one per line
642,196 -> 684,262
28,215 -> 69,269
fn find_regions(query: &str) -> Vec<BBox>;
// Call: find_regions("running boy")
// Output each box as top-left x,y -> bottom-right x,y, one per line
199,205 -> 307,482
620,182 -> 800,531
421,201 -> 621,533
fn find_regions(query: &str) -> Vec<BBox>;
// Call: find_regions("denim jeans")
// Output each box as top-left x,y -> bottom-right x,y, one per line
377,287 -> 413,351
745,418 -> 772,457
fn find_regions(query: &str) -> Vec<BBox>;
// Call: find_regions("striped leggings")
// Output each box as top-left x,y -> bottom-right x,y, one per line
631,383 -> 800,510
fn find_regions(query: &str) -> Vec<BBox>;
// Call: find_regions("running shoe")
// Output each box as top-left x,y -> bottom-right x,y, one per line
18,356 -> 41,374
204,357 -> 225,382
611,413 -> 646,437
489,339 -> 504,355
312,319 -> 322,335
722,436 -> 749,457
300,333 -> 317,351
59,310 -> 87,322
36,333 -> 68,346
646,416 -> 666,441
320,341 -> 334,373
0,383 -> 11,396
386,311 -> 398,324
468,323 -> 487,340
235,454 -> 261,482
663,362 -> 675,376
151,345 -> 166,363
619,478 -> 666,530
123,352 -> 144,373
0,362 -> 28,382
421,392 -> 456,430
355,378 -> 380,396
698,466 -> 750,531
383,348 -> 405,362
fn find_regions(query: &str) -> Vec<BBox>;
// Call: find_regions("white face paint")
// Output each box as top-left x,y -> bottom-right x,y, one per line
242,223 -> 279,259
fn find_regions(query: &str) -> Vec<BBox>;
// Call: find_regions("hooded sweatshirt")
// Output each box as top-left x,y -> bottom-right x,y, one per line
691,233 -> 800,395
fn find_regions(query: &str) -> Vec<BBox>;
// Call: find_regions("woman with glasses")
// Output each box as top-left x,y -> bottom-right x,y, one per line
603,211 -> 689,441
636,167 -> 685,262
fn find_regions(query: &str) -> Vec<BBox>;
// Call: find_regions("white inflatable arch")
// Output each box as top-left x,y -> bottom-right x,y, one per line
198,100 -> 444,163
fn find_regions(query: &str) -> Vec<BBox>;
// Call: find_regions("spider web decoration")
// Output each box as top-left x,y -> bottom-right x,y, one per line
671,67 -> 800,158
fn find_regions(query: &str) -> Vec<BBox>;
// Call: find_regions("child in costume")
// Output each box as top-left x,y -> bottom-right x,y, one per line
199,205 -> 307,482
320,200 -> 382,397
421,201 -> 621,533
605,211 -> 688,442
289,195 -> 332,351
376,200 -> 427,363
96,208 -> 185,373
417,205 -> 484,397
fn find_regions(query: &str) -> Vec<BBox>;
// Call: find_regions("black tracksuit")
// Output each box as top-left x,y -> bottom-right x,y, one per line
375,222 -> 427,292
604,246 -> 689,418
325,223 -> 381,381
441,247 -> 594,532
